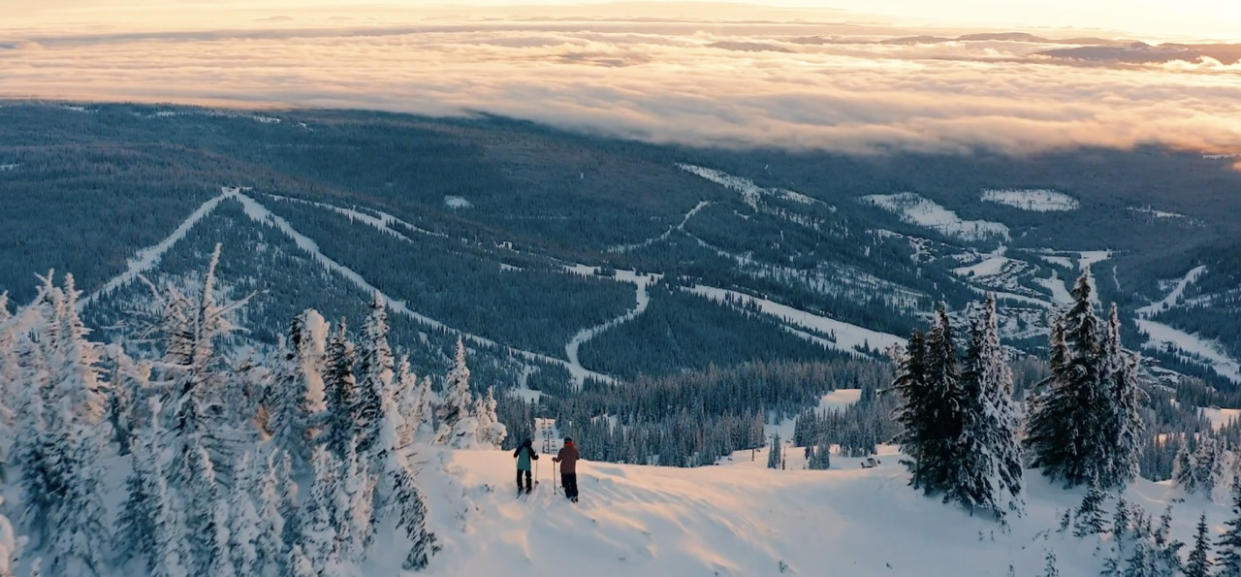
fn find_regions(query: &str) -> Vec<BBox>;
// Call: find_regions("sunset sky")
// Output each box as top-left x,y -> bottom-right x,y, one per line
2,1 -> 1239,155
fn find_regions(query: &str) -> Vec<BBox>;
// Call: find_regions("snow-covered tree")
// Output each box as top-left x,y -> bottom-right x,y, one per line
1101,304 -> 1144,486
1072,478 -> 1109,537
1041,550 -> 1059,577
1184,513 -> 1211,577
268,310 -> 328,471
954,294 -> 1024,519
340,442 -> 375,560
371,381 -> 438,570
473,387 -> 507,449
767,434 -> 783,470
355,295 -> 393,460
1217,479 -> 1241,577
254,452 -> 291,576
435,338 -> 486,448
302,447 -> 345,573
5,273 -> 115,576
893,307 -> 968,498
323,320 -> 358,461
227,453 -> 261,577
1026,271 -> 1141,489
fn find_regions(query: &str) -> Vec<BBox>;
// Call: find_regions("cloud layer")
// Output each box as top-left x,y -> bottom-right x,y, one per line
2,5 -> 1240,155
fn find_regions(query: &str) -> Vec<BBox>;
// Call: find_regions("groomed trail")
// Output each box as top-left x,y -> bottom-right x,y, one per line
413,447 -> 1223,577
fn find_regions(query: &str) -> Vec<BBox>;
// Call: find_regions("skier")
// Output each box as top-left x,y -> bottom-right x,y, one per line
553,436 -> 580,503
513,438 -> 539,495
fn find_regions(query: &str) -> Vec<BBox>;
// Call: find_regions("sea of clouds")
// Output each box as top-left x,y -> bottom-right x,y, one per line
2,1 -> 1239,156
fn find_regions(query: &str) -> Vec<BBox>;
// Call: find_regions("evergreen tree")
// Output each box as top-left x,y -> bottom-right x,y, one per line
355,295 -> 392,459
768,434 -> 783,469
892,307 -> 967,498
268,310 -> 327,471
436,338 -> 482,448
1102,304 -> 1144,486
323,320 -> 358,461
1027,272 -> 1139,489
474,387 -> 507,449
254,452 -> 290,576
1072,478 -> 1109,537
303,447 -> 344,573
1175,441 -> 1200,493
1217,479 -> 1241,577
954,294 -> 1024,519
1041,550 -> 1059,577
227,454 -> 261,577
1185,513 -> 1211,577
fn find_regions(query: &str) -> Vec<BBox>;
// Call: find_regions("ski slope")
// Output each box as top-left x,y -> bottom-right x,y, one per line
227,188 -> 617,384
608,201 -> 710,254
860,192 -> 1010,242
1137,265 -> 1207,318
687,285 -> 905,356
81,190 -> 232,308
419,447 -> 1226,577
562,266 -> 660,387
1136,318 -> 1241,384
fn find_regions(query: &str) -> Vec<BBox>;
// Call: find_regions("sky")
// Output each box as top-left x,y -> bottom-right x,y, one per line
2,1 -> 1240,156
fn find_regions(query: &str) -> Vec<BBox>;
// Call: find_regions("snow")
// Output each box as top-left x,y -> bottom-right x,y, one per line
687,285 -> 905,357
981,189 -> 1079,212
252,115 -> 282,124
81,189 -> 232,309
860,192 -> 1010,242
952,253 -> 1011,278
267,194 -> 446,239
608,201 -> 710,254
1040,255 -> 1074,269
1034,271 -> 1074,306
1137,265 -> 1207,318
443,196 -> 473,209
677,164 -> 829,211
418,447 -> 1228,577
0,163 -> 19,172
819,388 -> 862,411
1201,407 -> 1241,431
1128,206 -> 1188,220
1135,318 -> 1241,384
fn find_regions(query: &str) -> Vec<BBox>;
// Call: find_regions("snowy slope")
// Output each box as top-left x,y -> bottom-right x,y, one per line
419,448 -> 1226,577
861,193 -> 1010,242
981,189 -> 1079,212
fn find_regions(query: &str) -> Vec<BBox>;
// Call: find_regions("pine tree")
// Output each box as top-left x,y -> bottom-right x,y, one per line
767,434 -> 783,469
371,383 -> 438,570
1072,478 -> 1109,537
323,320 -> 358,461
1102,304 -> 1144,486
268,310 -> 327,471
355,294 -> 393,459
892,331 -> 933,488
227,453 -> 261,577
1174,441 -> 1199,493
1041,550 -> 1059,577
892,307 -> 968,498
1217,479 -> 1241,577
1184,513 -> 1211,577
474,387 -> 507,449
254,451 -> 290,576
1027,272 -> 1139,489
436,338 -> 478,448
303,447 -> 344,573
954,294 -> 1024,519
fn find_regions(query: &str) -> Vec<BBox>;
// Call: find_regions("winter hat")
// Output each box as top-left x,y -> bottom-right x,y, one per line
564,436 -> 573,444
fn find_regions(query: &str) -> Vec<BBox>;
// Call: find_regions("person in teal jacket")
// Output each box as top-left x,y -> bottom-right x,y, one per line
513,438 -> 539,494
